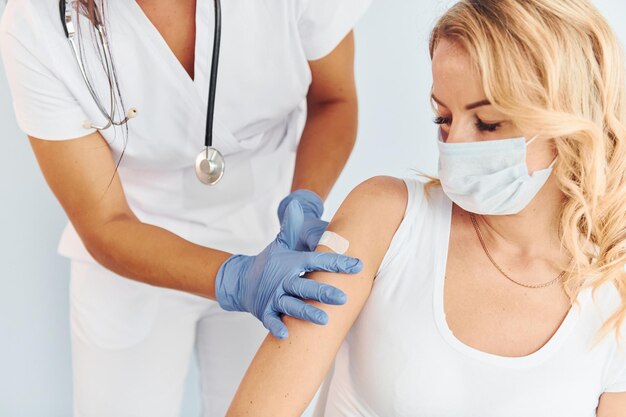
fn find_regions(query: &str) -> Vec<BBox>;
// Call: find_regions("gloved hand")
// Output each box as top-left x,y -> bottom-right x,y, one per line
278,190 -> 328,251
215,200 -> 362,339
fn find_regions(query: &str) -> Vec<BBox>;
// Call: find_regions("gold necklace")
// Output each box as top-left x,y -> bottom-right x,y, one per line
469,213 -> 566,289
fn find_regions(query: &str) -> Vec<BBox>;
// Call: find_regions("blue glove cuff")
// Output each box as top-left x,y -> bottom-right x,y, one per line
215,254 -> 248,312
278,190 -> 324,220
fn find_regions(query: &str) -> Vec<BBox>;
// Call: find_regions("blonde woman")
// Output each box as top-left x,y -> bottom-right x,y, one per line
222,0 -> 626,416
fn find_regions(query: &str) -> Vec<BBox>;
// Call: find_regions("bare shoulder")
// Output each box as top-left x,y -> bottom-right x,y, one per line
351,175 -> 408,202
331,175 -> 409,231
326,176 -> 409,272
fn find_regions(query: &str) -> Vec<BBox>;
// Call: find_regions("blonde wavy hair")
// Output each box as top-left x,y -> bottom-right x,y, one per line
429,0 -> 626,340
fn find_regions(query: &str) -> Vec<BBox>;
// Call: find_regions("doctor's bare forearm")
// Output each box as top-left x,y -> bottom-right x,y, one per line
28,133 -> 232,301
292,99 -> 358,200
83,214 -> 231,300
291,32 -> 358,201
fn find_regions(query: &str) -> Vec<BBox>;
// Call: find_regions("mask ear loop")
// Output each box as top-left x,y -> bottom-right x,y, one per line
525,134 -> 540,146
548,155 -> 558,169
526,134 -> 558,170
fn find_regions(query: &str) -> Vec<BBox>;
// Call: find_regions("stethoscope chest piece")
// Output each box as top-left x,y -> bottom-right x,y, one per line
195,148 -> 226,185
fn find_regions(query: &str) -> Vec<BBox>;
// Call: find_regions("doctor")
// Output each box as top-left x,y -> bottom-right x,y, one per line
0,0 -> 371,416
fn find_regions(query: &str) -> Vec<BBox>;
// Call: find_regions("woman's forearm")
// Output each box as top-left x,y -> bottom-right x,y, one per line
83,214 -> 231,299
226,248 -> 372,417
226,177 -> 408,417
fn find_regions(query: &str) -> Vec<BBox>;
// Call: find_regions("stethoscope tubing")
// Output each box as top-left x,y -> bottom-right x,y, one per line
205,0 -> 221,149
59,0 -> 226,185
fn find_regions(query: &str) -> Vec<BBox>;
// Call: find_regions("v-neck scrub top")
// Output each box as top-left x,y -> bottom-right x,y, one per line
0,0 -> 371,261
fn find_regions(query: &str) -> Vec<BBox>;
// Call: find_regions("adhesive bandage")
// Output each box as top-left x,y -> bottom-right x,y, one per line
318,231 -> 350,255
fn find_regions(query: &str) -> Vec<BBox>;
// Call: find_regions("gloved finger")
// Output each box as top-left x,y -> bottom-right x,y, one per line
301,252 -> 363,274
297,190 -> 324,218
278,190 -> 324,220
277,200 -> 304,250
264,313 -> 289,340
303,219 -> 328,252
284,277 -> 347,305
277,295 -> 329,325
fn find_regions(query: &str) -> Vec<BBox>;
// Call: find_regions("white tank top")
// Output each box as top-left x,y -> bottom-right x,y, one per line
316,178 -> 626,417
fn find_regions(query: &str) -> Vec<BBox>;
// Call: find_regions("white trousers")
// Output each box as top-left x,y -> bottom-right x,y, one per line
69,259 -> 269,417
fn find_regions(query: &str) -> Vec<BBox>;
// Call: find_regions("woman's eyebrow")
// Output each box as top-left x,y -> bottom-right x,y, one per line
431,94 -> 491,111
431,95 -> 446,108
465,99 -> 491,110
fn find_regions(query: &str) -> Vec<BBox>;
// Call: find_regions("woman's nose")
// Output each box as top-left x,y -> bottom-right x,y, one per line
443,124 -> 476,144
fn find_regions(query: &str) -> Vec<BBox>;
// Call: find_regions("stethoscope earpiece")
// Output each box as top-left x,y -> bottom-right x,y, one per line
126,107 -> 138,119
82,107 -> 138,130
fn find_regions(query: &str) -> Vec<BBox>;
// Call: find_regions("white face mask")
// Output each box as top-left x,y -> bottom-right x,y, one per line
437,134 -> 556,215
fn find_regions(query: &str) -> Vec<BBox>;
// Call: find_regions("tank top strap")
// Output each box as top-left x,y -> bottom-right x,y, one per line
376,177 -> 427,277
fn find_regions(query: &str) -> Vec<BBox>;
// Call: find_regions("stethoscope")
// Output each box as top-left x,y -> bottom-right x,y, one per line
59,0 -> 226,185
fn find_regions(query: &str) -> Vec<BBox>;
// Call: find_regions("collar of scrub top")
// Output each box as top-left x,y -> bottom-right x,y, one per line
59,0 -> 226,186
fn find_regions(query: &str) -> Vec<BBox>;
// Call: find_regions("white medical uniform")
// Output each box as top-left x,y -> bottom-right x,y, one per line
315,178 -> 626,417
0,1 -> 371,416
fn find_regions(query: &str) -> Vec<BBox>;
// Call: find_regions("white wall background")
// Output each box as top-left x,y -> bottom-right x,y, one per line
0,1 -> 624,416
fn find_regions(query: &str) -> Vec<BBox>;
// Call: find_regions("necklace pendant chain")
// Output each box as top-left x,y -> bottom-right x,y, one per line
469,213 -> 566,289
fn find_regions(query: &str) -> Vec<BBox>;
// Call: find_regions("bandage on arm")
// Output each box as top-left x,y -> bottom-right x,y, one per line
318,231 -> 350,254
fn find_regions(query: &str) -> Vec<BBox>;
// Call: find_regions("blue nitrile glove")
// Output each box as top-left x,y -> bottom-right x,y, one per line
215,200 -> 362,339
278,190 -> 328,252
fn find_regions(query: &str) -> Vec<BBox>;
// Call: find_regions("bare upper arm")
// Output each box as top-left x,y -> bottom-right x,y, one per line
226,176 -> 408,417
597,391 -> 626,417
28,132 -> 135,247
307,31 -> 356,106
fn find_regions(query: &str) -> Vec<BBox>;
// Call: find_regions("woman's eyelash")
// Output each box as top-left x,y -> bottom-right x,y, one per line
476,119 -> 501,132
433,116 -> 451,125
433,116 -> 502,132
